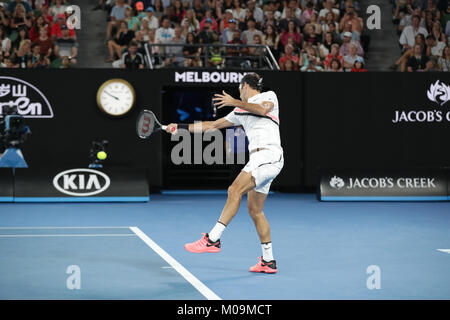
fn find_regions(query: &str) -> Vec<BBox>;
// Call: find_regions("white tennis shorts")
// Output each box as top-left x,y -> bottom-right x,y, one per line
242,148 -> 284,194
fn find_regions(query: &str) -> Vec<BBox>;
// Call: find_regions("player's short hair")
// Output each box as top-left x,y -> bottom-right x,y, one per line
240,72 -> 263,92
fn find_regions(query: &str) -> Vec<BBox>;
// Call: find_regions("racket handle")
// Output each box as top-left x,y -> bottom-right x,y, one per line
161,125 -> 167,131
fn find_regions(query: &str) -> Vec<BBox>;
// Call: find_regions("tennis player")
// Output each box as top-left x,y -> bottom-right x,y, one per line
165,73 -> 283,273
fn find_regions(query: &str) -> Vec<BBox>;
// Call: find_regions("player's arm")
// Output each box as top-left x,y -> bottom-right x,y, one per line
213,90 -> 274,116
165,117 -> 234,134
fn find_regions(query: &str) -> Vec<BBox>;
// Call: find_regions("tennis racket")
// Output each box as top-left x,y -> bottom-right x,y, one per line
136,109 -> 174,139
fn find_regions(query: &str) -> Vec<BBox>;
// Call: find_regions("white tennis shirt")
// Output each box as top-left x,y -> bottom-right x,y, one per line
225,91 -> 282,153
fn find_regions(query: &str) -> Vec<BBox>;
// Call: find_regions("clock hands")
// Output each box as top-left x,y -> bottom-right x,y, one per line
104,90 -> 119,101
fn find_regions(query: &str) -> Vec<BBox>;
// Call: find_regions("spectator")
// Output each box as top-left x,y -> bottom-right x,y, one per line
399,15 -> 428,52
281,20 -> 302,47
183,31 -> 202,67
11,39 -> 31,68
11,26 -> 29,53
278,43 -> 299,70
198,18 -> 219,44
34,26 -> 53,59
10,3 -> 32,32
107,20 -> 134,62
390,33 -> 426,71
134,1 -> 147,20
29,15 -> 50,42
142,7 -> 159,29
321,12 -> 338,34
398,6 -> 424,34
165,26 -> 186,67
49,0 -> 67,21
0,26 -> 11,57
124,7 -> 140,32
425,34 -> 445,57
423,58 -> 439,71
106,0 -> 130,40
299,1 -> 316,27
222,18 -> 238,43
261,10 -> 279,31
231,0 -> 245,22
438,45 -> 450,70
122,41 -> 145,68
51,13 -> 76,40
350,58 -> 367,71
340,33 -> 363,56
181,9 -> 200,33
248,33 -> 265,65
6,0 -> 32,14
281,0 -> 302,20
200,10 -> 218,33
280,7 -> 301,31
245,0 -> 264,24
323,43 -> 344,70
303,24 -> 320,46
340,21 -> 360,42
54,24 -> 78,65
343,41 -> 363,71
220,9 -> 234,34
305,11 -> 322,36
192,0 -> 206,21
242,18 -> 263,44
209,46 -> 223,68
173,0 -> 186,23
156,16 -> 175,43
283,57 -> 295,70
327,57 -> 343,71
28,42 -> 49,68
319,0 -> 339,23
226,29 -> 247,68
406,43 -> 429,71
317,34 -> 330,58
324,21 -> 341,43
153,0 -> 165,19
263,24 -> 280,59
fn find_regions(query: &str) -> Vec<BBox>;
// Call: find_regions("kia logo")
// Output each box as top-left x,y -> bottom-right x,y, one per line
53,169 -> 110,196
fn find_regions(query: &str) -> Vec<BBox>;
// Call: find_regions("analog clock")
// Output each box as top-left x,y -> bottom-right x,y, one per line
96,79 -> 136,116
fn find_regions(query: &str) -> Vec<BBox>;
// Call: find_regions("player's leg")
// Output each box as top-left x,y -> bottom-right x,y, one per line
247,189 -> 277,274
184,171 -> 256,254
247,189 -> 270,243
218,170 -> 256,226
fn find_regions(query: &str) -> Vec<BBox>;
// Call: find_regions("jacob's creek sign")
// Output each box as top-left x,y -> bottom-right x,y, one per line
392,80 -> 450,123
175,71 -> 246,83
320,169 -> 449,201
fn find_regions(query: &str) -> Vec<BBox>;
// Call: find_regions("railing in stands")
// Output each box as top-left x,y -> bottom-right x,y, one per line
144,43 -> 280,70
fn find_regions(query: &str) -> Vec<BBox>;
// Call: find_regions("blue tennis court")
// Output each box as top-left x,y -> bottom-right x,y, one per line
0,193 -> 449,300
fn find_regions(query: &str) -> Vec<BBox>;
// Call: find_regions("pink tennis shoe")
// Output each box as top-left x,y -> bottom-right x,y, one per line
249,257 -> 277,274
184,233 -> 221,253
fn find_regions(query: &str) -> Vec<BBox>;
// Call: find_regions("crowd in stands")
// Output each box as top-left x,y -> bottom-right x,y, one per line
102,0 -> 371,71
0,0 -> 77,68
390,0 -> 449,71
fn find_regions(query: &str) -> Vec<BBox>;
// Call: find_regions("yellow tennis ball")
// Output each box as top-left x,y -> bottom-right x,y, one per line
97,151 -> 107,160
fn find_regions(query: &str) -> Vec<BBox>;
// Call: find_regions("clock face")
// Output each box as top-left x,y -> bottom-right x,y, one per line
97,79 -> 135,116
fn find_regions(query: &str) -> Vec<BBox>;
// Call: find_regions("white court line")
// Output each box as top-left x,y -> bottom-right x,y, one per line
130,226 -> 221,301
0,226 -> 131,229
0,234 -> 137,238
437,249 -> 450,254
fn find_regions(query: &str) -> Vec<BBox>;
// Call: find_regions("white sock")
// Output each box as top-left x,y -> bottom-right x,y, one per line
262,242 -> 274,262
208,221 -> 226,242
